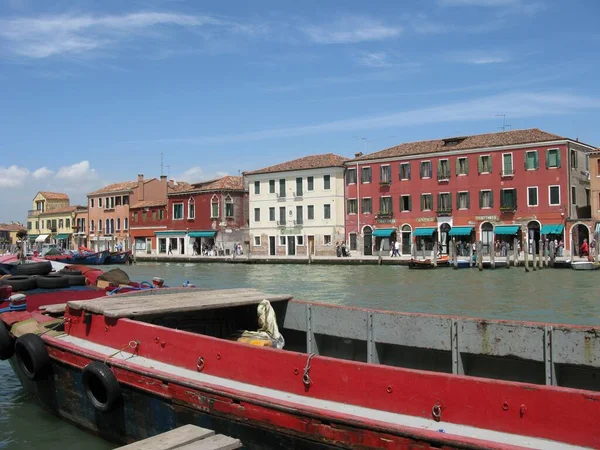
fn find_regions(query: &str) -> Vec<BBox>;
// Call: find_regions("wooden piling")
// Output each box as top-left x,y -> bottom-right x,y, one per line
505,243 -> 510,269
513,238 -> 518,267
524,245 -> 529,272
476,241 -> 483,271
411,242 -> 416,260
542,240 -> 548,268
421,239 -> 425,260
469,242 -> 474,268
538,239 -> 543,269
549,240 -> 555,268
532,243 -> 537,271
595,232 -> 599,262
453,238 -> 458,270
490,241 -> 495,269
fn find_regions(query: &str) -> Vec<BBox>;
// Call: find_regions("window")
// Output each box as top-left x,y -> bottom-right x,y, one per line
346,168 -> 357,184
35,221 -> 39,230
90,199 -> 94,208
400,195 -> 411,212
115,196 -> 122,206
324,235 -> 332,245
254,181 -> 260,195
546,149 -> 561,168
362,198 -> 372,214
124,218 -> 128,230
296,206 -> 303,224
59,219 -> 63,228
478,155 -> 492,174
269,207 -> 275,221
307,205 -> 314,220
105,198 -> 109,208
456,157 -> 468,176
279,207 -> 286,224
500,189 -> 517,211
253,236 -> 261,247
159,209 -> 164,220
347,199 -> 357,214
98,198 -> 103,207
399,163 -> 411,180
525,151 -> 539,170
480,190 -> 493,208
527,187 -> 538,207
269,180 -> 275,193
571,149 -> 578,169
548,186 -> 560,205
106,219 -> 110,233
110,197 -> 115,209
51,219 -> 57,229
457,192 -> 469,210
66,218 -> 70,229
307,176 -> 314,191
90,220 -> 95,232
324,204 -> 331,219
502,153 -> 513,176
571,186 -> 577,205
254,208 -> 260,222
225,195 -> 234,217
173,203 -> 184,220
323,175 -> 331,190
297,236 -> 304,246
420,161 -> 432,179
279,236 -> 286,246
98,220 -> 102,231
279,179 -> 286,197
211,195 -> 219,218
437,193 -> 451,212
379,196 -> 392,214
27,222 -> 31,230
123,195 -> 129,205
361,167 -> 372,183
437,159 -> 450,180
296,177 -> 303,197
421,194 -> 433,211
188,199 -> 195,219
46,220 -> 51,229
380,165 -> 391,183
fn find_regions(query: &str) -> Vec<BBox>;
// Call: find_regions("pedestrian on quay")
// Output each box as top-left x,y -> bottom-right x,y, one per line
168,244 -> 173,255
579,238 -> 589,258
394,240 -> 400,257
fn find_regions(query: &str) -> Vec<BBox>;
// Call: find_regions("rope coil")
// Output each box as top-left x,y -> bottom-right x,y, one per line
302,353 -> 316,390
104,340 -> 140,364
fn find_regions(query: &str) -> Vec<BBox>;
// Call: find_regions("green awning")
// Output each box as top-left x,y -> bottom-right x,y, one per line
494,225 -> 520,236
189,231 -> 216,238
155,231 -> 186,236
541,224 -> 564,235
27,234 -> 39,240
413,227 -> 436,237
448,226 -> 473,236
54,233 -> 71,240
372,228 -> 396,237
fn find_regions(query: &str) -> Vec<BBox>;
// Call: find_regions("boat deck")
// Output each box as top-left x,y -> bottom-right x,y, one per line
115,424 -> 241,449
66,288 -> 292,318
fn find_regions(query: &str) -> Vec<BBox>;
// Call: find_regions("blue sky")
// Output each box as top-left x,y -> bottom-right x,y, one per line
1,0 -> 599,222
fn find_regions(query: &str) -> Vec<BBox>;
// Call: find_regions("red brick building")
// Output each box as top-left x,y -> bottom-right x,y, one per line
129,200 -> 170,255
345,129 -> 594,256
152,176 -> 247,256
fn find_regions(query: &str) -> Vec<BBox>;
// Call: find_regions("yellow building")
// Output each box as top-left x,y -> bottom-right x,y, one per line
26,192 -> 77,248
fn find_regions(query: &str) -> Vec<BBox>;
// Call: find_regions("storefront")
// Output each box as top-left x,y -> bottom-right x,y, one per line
494,225 -> 521,253
54,233 -> 72,250
155,231 -> 186,255
447,226 -> 474,256
372,228 -> 396,253
413,227 -> 437,251
188,230 -> 216,255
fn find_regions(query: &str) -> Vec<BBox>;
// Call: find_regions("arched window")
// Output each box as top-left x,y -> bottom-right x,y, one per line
124,218 -> 128,230
98,220 -> 102,231
188,197 -> 195,219
110,218 -> 115,234
58,219 -> 64,229
117,218 -> 121,231
106,219 -> 110,234
66,218 -> 70,229
225,195 -> 234,217
90,220 -> 95,232
211,195 -> 219,219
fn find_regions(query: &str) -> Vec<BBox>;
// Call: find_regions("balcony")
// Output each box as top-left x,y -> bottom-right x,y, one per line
28,210 -> 42,217
375,211 -> 393,219
500,205 -> 517,213
379,179 -> 391,186
437,173 -> 451,183
436,208 -> 452,217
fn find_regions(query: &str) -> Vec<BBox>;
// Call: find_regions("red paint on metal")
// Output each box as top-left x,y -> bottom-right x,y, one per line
58,314 -> 600,448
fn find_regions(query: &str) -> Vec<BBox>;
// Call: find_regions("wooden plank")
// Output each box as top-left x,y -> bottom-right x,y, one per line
178,434 -> 241,450
41,303 -> 68,314
115,424 -> 214,449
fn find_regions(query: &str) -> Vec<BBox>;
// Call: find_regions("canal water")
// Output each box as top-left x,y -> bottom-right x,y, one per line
1,263 -> 598,449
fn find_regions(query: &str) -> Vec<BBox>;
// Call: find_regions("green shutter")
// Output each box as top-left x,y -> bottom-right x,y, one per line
490,191 -> 494,208
534,151 -> 539,169
557,149 -> 561,168
513,189 -> 517,209
524,153 -> 528,171
455,159 -> 460,176
467,192 -> 470,209
437,160 -> 442,178
449,193 -> 452,210
489,156 -> 492,173
479,191 -> 483,208
465,158 -> 469,175
407,164 -> 411,180
456,192 -> 460,210
545,150 -> 549,169
421,194 -> 424,211
408,195 -> 412,212
437,193 -> 441,210
478,156 -> 483,173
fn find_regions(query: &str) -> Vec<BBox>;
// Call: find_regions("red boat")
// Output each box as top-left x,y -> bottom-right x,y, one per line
0,287 -> 598,449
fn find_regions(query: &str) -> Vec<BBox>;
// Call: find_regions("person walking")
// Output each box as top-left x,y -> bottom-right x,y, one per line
168,244 -> 173,255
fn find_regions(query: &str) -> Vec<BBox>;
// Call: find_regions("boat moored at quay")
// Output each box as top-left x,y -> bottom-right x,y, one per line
1,286 -> 599,449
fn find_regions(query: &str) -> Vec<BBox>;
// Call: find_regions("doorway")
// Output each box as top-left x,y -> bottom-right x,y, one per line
146,238 -> 152,255
307,235 -> 315,255
572,224 -> 590,256
440,223 -> 451,254
179,237 -> 185,255
287,236 -> 296,255
401,225 -> 411,255
363,226 -> 373,255
527,221 -> 540,253
481,222 -> 493,255
269,236 -> 276,256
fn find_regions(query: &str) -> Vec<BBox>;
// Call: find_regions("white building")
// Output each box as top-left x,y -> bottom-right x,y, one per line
244,154 -> 348,256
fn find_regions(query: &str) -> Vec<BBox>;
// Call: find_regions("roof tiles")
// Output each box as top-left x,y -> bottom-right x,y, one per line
170,176 -> 244,195
244,153 -> 348,176
39,191 -> 69,200
89,181 -> 139,195
130,200 -> 167,209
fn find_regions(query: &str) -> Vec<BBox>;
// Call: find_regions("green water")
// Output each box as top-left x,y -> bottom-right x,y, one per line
1,263 -> 598,448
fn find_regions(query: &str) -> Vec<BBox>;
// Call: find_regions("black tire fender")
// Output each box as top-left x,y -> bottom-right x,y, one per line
59,269 -> 83,276
0,321 -> 15,360
35,274 -> 70,289
14,334 -> 51,380
14,262 -> 52,276
1,275 -> 37,291
82,361 -> 122,412
64,274 -> 86,286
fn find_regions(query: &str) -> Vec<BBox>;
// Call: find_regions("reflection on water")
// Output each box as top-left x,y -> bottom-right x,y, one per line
1,262 -> 597,449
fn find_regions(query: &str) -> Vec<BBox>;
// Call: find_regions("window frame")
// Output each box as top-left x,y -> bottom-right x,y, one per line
173,202 -> 184,220
399,162 -> 411,180
254,207 -> 261,222
297,235 -> 304,246
323,174 -> 331,190
571,149 -> 578,169
438,158 -> 450,180
549,185 -> 561,206
323,235 -> 332,245
421,193 -> 433,211
188,198 -> 195,219
457,191 -> 469,210
347,198 -> 358,215
479,155 -> 492,174
361,166 -> 372,184
295,177 -> 303,197
457,157 -> 468,176
500,188 -> 517,210
346,168 -> 357,185
571,185 -> 577,205
438,192 -> 452,212
379,196 -> 393,214
225,195 -> 234,218
210,195 -> 219,218
420,161 -> 432,179
269,207 -> 276,222
307,176 -> 314,191
253,235 -> 261,247
525,150 -> 539,171
254,180 -> 260,195
269,180 -> 275,193
480,189 -> 492,209
546,148 -> 560,169
361,197 -> 372,214
501,152 -> 514,177
527,186 -> 539,207
307,205 -> 315,220
323,204 -> 331,220
380,165 -> 391,183
399,194 -> 411,212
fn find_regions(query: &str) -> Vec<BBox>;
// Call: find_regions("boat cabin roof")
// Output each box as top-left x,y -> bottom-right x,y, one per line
66,288 -> 292,319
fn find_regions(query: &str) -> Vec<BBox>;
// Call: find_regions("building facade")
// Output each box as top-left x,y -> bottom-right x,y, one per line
345,129 -> 594,256
588,149 -> 600,238
154,176 -> 247,256
73,208 -> 88,249
129,200 -> 169,255
26,191 -> 70,246
244,154 -> 347,257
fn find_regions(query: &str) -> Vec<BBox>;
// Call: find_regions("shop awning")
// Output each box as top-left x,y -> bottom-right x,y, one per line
448,226 -> 474,236
188,231 -> 217,238
413,227 -> 436,237
35,234 -> 49,242
494,225 -> 519,236
54,233 -> 71,240
540,224 -> 564,235
27,234 -> 39,240
372,228 -> 395,237
155,231 -> 186,236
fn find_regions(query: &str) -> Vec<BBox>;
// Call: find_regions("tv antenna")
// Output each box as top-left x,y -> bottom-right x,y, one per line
160,153 -> 164,176
496,114 -> 511,131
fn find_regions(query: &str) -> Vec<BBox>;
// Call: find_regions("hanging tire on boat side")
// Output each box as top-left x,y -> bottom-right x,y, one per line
64,274 -> 86,286
82,361 -> 122,412
14,261 -> 52,276
59,269 -> 83,276
14,334 -> 51,380
35,274 -> 70,289
1,275 -> 37,291
0,321 -> 15,360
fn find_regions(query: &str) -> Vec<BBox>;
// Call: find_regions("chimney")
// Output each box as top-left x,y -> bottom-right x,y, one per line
137,174 -> 144,201
160,175 -> 168,196
355,152 -> 363,158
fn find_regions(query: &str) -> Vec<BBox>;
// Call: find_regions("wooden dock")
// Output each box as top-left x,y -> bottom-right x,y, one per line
115,424 -> 241,449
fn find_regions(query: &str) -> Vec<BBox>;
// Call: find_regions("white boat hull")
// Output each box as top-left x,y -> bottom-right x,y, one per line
570,261 -> 600,270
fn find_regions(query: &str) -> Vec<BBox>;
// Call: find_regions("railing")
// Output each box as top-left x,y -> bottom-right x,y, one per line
436,208 -> 452,216
500,205 -> 517,212
437,173 -> 451,182
27,210 -> 41,217
376,211 -> 393,219
379,179 -> 391,186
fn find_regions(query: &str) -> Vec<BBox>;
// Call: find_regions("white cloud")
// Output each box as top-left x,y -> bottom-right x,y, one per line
0,165 -> 30,187
145,92 -> 600,145
446,50 -> 510,64
354,51 -> 421,70
0,12 -> 257,59
55,160 -> 97,180
438,0 -> 545,16
179,166 -> 204,182
32,167 -> 53,179
302,16 -> 401,44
